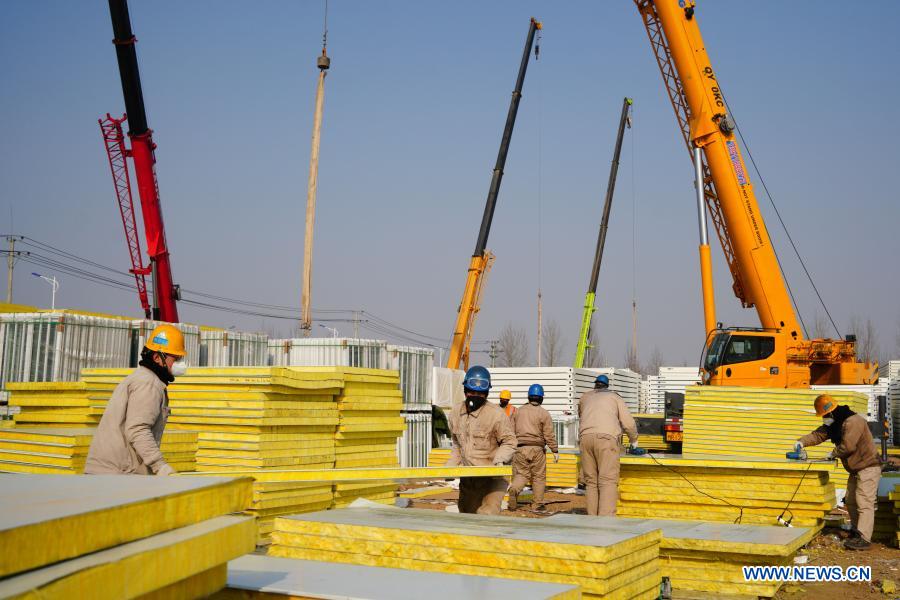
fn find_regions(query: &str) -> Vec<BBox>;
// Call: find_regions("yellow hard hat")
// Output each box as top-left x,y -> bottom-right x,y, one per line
814,394 -> 836,417
499,389 -> 512,401
145,324 -> 186,357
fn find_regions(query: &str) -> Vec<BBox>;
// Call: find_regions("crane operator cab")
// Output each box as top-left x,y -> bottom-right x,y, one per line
700,328 -> 806,388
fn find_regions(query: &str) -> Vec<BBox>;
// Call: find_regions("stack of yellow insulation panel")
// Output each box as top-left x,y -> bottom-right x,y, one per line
333,369 -> 404,507
873,475 -> 900,545
0,427 -> 197,474
5,381 -> 115,427
617,455 -> 835,527
269,504 -> 662,599
681,386 -> 868,490
0,473 -> 254,598
214,554 -> 582,600
428,448 -> 580,489
549,514 -> 813,598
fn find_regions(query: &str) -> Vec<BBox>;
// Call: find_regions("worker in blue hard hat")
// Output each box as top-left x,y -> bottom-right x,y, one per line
446,365 -> 517,515
508,383 -> 558,511
577,373 -> 638,516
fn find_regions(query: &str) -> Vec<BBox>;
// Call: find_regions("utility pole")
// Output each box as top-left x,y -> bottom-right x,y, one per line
353,310 -> 360,339
5,236 -> 14,304
300,4 -> 331,337
536,290 -> 543,367
488,339 -> 499,368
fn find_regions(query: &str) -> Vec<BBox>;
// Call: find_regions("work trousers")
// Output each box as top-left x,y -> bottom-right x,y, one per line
508,446 -> 547,507
845,465 -> 881,541
580,433 -> 620,516
458,476 -> 508,515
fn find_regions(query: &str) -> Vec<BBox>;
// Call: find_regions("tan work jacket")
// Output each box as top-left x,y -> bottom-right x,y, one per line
513,402 -> 558,453
447,400 -> 516,466
578,389 -> 638,444
800,413 -> 880,473
85,366 -> 170,475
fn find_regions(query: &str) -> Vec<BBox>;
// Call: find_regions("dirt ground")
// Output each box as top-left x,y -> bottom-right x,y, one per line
402,487 -> 900,600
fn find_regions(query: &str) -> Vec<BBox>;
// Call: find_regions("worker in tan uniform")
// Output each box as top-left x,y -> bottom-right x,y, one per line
578,374 -> 637,516
508,383 -> 558,510
446,366 -> 517,515
499,389 -> 516,421
795,394 -> 881,551
85,324 -> 188,476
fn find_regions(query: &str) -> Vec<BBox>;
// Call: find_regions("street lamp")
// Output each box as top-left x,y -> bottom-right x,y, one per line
31,272 -> 59,310
318,323 -> 339,339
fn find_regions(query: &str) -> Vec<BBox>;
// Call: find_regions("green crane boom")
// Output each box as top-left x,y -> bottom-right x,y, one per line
573,97 -> 633,369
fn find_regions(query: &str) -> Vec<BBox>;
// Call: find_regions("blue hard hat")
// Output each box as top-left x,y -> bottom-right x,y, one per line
463,365 -> 491,393
528,383 -> 544,398
595,374 -> 610,386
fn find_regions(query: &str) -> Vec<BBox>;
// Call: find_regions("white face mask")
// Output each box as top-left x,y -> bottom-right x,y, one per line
822,417 -> 835,426
170,360 -> 188,377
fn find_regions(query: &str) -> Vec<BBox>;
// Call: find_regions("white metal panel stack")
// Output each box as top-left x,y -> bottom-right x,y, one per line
397,410 -> 432,468
199,330 -> 268,367
268,338 -> 389,369
485,367 -> 640,416
812,382 -> 892,444
890,379 -> 900,446
131,320 -> 201,367
387,345 -> 434,410
879,360 -> 900,381
647,367 -> 702,415
639,379 -> 651,413
0,312 -> 131,389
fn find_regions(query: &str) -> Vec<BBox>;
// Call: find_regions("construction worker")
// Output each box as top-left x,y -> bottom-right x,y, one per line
85,324 -> 187,476
508,383 -> 558,510
795,394 -> 881,550
446,365 -> 517,515
499,389 -> 516,420
431,404 -> 450,448
578,374 -> 638,516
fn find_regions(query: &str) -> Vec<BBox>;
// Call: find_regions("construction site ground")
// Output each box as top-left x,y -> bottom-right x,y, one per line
403,487 -> 900,600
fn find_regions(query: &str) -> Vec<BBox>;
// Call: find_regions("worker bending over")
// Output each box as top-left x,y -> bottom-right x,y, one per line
578,374 -> 638,516
446,366 -> 517,515
508,383 -> 558,510
499,389 -> 516,420
795,394 -> 881,551
85,325 -> 187,475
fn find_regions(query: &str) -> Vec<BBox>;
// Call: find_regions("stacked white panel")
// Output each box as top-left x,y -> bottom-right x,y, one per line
639,379 -> 651,413
199,330 -> 268,367
268,338 -> 389,369
552,415 -> 579,447
0,312 -> 131,389
890,380 -> 900,446
431,367 -> 464,409
131,320 -> 201,366
398,410 -> 432,468
879,360 -> 900,381
388,345 -> 434,410
577,368 -> 641,413
648,366 -> 702,415
812,381 -> 892,444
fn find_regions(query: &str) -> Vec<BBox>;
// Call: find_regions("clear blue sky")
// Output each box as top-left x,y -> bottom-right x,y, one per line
2,1 -> 899,367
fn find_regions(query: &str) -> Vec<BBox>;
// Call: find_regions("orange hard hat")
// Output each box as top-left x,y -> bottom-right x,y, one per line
499,389 -> 512,401
145,324 -> 187,357
814,394 -> 837,417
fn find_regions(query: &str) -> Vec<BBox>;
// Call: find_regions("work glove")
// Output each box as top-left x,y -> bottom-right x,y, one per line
630,442 -> 640,450
825,451 -> 835,461
793,441 -> 804,454
493,459 -> 509,466
154,463 -> 176,476
552,452 -> 559,463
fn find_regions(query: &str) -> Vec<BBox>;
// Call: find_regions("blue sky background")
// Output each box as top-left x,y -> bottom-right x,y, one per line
2,1 -> 899,367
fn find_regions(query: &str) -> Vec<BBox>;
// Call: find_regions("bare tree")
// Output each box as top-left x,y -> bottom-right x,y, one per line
541,319 -> 565,367
584,329 -> 606,368
812,311 -> 831,339
645,346 -> 664,377
894,316 -> 900,357
624,341 -> 642,374
497,322 -> 529,367
847,315 -> 880,365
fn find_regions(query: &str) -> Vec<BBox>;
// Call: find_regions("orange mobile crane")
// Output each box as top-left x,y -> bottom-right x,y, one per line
635,0 -> 877,388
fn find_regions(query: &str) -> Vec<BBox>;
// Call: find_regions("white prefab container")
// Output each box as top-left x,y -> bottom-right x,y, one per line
387,345 -> 434,409
200,330 -> 268,367
131,320 -> 201,367
485,367 -> 641,416
552,415 -> 579,447
268,338 -> 389,369
0,312 -> 131,388
647,367 -> 702,414
398,410 -> 432,468
879,361 -> 900,381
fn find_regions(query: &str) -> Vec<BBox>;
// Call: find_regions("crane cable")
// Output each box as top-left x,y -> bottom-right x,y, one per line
321,0 -> 328,51
630,103 -> 638,368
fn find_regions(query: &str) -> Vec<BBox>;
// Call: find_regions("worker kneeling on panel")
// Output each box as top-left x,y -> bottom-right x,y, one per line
794,394 -> 881,551
578,375 -> 638,516
85,324 -> 187,476
508,383 -> 558,511
446,366 -> 517,515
